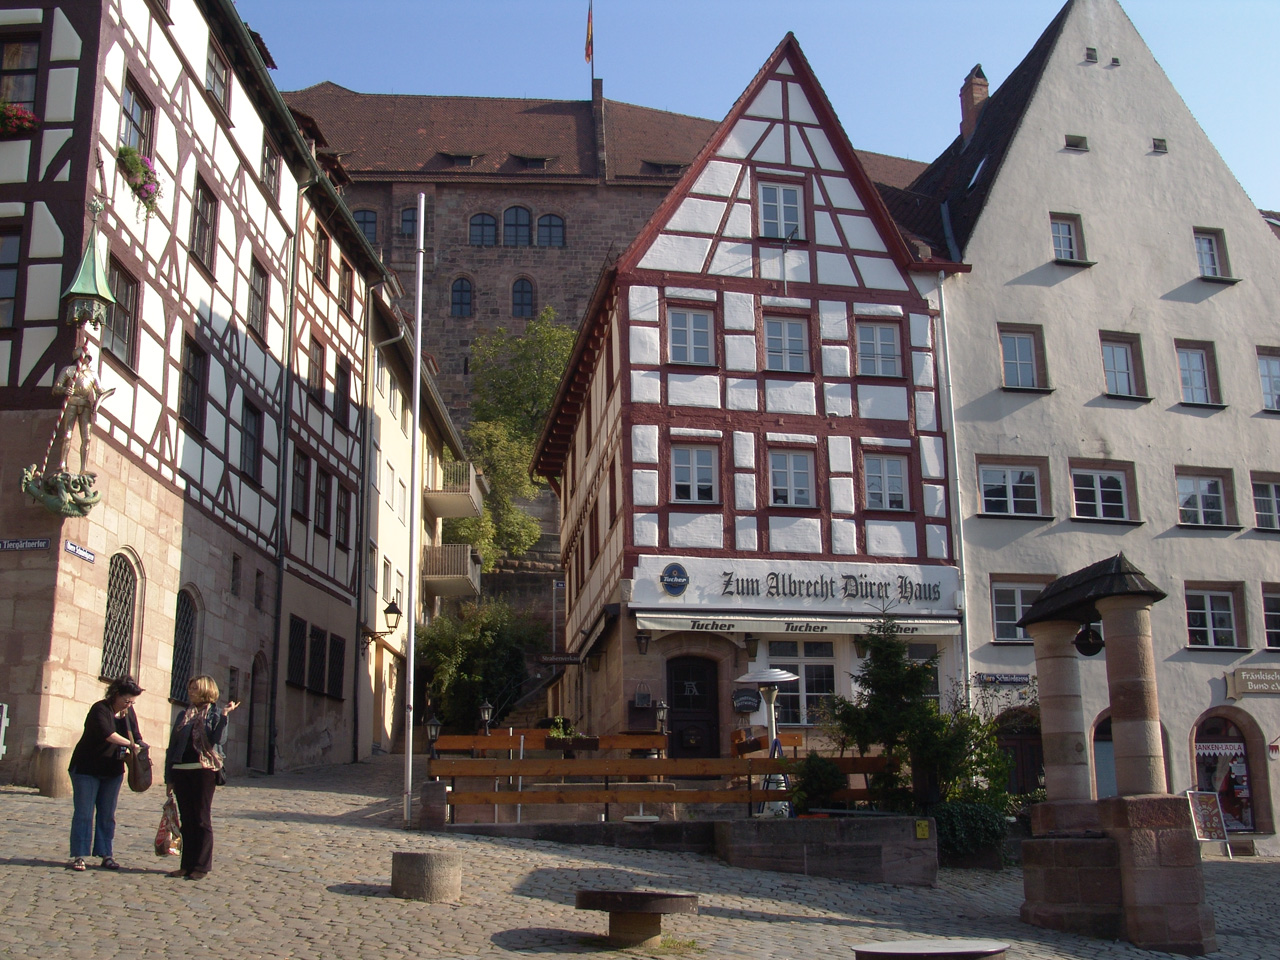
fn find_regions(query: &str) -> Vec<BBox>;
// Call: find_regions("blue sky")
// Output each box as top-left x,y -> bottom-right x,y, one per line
232,0 -> 1279,210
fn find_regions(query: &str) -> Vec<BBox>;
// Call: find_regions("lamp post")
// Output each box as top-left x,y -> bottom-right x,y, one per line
654,700 -> 669,759
479,700 -> 493,736
360,600 -> 403,653
735,667 -> 799,752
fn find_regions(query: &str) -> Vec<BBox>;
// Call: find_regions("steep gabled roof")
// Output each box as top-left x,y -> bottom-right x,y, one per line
903,0 -> 1073,258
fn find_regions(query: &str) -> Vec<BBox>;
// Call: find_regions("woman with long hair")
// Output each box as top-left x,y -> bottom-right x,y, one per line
164,675 -> 239,879
67,676 -> 145,871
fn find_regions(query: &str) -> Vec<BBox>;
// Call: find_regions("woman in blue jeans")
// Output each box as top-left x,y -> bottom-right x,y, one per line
67,677 -> 145,871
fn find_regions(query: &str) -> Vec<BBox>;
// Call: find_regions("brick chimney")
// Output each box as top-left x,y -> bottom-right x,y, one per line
592,78 -> 607,181
959,64 -> 988,144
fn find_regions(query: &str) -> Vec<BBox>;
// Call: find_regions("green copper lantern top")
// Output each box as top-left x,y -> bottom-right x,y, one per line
60,220 -> 116,307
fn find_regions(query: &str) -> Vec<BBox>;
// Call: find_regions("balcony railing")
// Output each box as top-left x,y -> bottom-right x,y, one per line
423,461 -> 482,519
421,543 -> 481,597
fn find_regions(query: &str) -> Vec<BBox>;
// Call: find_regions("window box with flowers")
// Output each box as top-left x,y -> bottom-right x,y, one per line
116,145 -> 164,218
0,101 -> 39,137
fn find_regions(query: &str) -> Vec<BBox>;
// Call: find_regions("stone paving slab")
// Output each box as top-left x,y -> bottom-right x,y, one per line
2,755 -> 1275,959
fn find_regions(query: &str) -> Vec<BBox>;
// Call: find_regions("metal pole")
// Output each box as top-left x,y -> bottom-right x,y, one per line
403,191 -> 425,826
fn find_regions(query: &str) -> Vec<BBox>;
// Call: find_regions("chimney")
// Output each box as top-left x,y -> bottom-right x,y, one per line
592,78 -> 607,181
959,64 -> 988,144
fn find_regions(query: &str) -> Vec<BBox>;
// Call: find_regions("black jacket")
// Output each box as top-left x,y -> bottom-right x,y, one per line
68,701 -> 141,778
164,704 -> 228,783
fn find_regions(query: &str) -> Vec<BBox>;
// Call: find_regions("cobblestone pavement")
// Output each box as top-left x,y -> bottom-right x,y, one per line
2,755 -> 1275,960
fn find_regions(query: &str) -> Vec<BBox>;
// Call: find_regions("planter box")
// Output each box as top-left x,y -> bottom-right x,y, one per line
545,736 -> 600,751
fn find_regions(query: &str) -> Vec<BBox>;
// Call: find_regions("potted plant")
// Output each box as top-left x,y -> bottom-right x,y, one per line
116,145 -> 163,218
544,716 -> 599,752
0,101 -> 39,137
789,752 -> 846,816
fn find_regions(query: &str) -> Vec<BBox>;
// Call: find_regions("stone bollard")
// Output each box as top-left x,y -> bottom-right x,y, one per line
32,745 -> 73,798
418,780 -> 449,831
390,849 -> 462,902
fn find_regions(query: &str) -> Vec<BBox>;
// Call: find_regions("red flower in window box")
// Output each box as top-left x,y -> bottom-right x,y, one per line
116,145 -> 164,219
0,101 -> 39,136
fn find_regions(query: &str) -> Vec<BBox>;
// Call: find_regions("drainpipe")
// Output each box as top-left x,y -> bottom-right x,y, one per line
267,174 -> 317,775
935,268 -> 971,703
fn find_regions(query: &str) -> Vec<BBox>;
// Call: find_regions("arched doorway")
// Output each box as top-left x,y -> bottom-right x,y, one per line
995,707 -> 1042,795
1093,717 -> 1117,799
666,656 -> 719,759
247,652 -> 271,771
1194,716 -> 1253,832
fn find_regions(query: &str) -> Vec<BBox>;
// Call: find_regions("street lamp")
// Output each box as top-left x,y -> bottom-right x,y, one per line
361,600 -> 403,653
654,700 -> 669,759
425,713 -> 442,762
61,199 -> 115,332
479,699 -> 493,736
735,667 -> 799,752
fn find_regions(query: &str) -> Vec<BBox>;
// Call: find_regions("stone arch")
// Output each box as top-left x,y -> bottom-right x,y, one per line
1189,704 -> 1273,835
1090,707 -> 1172,798
651,631 -> 739,755
246,650 -> 272,772
995,705 -> 1042,795
100,547 -> 146,682
169,584 -> 204,702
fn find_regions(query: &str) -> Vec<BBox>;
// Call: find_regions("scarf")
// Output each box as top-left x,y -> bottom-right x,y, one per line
181,703 -> 223,771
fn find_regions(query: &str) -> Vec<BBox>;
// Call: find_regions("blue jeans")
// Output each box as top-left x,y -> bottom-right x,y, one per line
69,771 -> 124,859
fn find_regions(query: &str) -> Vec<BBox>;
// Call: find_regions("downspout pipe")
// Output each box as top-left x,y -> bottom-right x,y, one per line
935,266 -> 971,703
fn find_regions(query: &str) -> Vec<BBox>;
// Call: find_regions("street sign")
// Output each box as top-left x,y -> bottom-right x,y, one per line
537,653 -> 581,665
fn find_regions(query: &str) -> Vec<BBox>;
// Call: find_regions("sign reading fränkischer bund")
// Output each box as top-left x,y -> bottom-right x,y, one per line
1225,668 -> 1280,698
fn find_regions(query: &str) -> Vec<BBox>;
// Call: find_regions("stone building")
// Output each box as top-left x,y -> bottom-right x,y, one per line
898,0 -> 1280,851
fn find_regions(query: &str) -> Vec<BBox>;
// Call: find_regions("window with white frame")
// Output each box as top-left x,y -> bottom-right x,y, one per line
1050,214 -> 1085,261
865,455 -> 908,510
857,323 -> 900,376
1100,333 -> 1145,397
980,464 -> 1043,516
668,310 -> 712,365
1193,230 -> 1228,278
1253,479 -> 1280,530
385,462 -> 396,507
1185,589 -> 1237,647
1264,590 -> 1280,648
671,446 -> 717,503
1177,472 -> 1228,526
769,640 -> 835,724
381,557 -> 392,600
374,349 -> 387,395
397,479 -> 407,522
1177,343 -> 1218,404
1000,328 -> 1042,388
205,42 -> 230,110
1071,466 -> 1131,520
388,371 -> 399,415
758,182 -> 802,239
765,318 -> 808,372
770,450 -> 813,507
395,571 -> 404,610
992,583 -> 1043,641
1258,350 -> 1280,410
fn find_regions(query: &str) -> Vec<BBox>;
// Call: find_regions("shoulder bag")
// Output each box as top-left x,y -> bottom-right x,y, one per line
124,709 -> 153,793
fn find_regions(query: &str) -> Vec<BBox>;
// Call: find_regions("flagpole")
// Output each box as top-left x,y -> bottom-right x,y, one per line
586,0 -> 594,82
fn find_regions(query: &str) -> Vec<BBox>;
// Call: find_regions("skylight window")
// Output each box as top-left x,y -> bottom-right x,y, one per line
967,157 -> 987,191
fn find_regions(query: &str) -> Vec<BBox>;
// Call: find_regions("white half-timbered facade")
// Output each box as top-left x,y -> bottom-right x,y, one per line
533,36 -> 965,756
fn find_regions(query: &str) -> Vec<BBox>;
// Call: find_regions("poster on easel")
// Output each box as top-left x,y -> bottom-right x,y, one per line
1186,790 -> 1230,858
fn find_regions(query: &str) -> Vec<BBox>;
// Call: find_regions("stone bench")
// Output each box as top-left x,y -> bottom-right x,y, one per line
852,939 -> 1009,960
575,889 -> 698,947
390,849 -> 461,902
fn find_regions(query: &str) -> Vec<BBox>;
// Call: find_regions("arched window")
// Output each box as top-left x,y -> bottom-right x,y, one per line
401,207 -> 417,238
101,554 -> 137,679
512,278 -> 534,317
353,209 -> 377,244
537,214 -> 565,247
170,589 -> 198,702
451,278 -> 473,317
502,207 -> 531,247
469,213 -> 496,247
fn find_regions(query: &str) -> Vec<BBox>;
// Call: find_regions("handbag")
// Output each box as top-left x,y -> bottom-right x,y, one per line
154,793 -> 181,857
124,711 -> 153,793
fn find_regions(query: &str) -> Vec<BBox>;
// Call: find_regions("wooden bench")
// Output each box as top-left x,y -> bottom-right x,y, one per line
575,890 -> 698,947
851,940 -> 1009,960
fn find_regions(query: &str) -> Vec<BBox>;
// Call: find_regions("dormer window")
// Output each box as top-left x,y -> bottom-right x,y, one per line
442,152 -> 482,167
643,160 -> 688,176
1064,135 -> 1089,151
515,155 -> 554,170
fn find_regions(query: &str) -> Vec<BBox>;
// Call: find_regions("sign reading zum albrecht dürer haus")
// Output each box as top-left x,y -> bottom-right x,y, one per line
629,557 -> 961,636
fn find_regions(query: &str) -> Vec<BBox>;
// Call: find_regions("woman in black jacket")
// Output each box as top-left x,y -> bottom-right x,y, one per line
164,675 -> 239,879
67,676 -> 145,871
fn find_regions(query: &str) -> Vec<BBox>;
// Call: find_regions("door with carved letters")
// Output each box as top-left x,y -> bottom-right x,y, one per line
666,656 -> 719,759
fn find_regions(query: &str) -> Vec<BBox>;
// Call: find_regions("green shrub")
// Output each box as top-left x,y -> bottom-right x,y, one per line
789,752 -> 846,814
931,801 -> 1007,856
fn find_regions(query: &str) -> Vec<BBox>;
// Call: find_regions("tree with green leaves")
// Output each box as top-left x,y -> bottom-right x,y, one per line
443,307 -> 574,571
415,599 -> 547,731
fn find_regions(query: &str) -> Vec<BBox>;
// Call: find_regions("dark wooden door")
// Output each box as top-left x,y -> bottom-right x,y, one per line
666,656 -> 719,759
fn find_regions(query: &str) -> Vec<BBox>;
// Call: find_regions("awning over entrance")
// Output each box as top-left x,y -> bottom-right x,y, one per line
633,611 -> 961,636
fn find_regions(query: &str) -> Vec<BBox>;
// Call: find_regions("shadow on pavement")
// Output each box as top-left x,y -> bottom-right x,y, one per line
489,927 -> 597,953
327,882 -> 393,897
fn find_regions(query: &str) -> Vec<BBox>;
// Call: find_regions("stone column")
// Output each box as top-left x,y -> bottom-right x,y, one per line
1095,595 -> 1165,796
1027,619 -> 1091,802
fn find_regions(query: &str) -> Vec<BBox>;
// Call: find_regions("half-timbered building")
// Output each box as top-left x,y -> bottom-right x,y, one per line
0,0 -> 392,783
532,35 -> 965,756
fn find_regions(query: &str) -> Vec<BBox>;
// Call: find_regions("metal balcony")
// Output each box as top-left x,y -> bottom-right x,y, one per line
422,461 -> 483,518
421,543 -> 481,597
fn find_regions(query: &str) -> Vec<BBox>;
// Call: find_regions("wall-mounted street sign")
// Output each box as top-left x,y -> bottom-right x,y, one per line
64,540 -> 95,563
977,673 -> 1032,685
536,653 -> 582,665
554,580 -> 565,589
1,538 -> 51,551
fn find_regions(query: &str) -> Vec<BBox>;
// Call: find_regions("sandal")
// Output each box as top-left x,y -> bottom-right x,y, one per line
70,858 -> 86,872
100,857 -> 120,870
